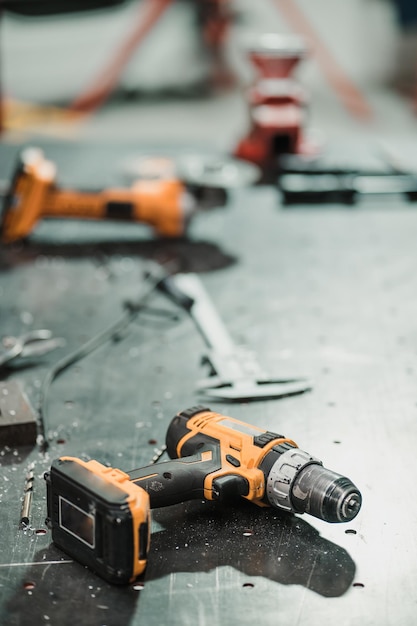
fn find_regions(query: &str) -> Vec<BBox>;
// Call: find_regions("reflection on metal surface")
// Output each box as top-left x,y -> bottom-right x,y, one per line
4,546 -> 140,626
147,500 -> 356,597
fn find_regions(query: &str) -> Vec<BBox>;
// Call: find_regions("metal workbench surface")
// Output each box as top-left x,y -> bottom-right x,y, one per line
0,140 -> 417,626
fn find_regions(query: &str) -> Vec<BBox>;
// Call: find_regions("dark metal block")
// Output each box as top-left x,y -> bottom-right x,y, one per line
0,380 -> 37,447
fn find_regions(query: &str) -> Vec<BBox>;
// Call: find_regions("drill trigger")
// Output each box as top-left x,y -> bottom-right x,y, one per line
212,474 -> 249,500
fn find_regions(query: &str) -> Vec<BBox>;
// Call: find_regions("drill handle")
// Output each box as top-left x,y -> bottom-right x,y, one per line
128,448 -> 221,508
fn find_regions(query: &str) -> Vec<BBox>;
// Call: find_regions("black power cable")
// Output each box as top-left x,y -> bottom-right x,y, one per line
37,267 -> 178,451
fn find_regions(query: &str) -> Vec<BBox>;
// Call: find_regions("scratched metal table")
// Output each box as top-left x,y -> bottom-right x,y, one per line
0,139 -> 416,625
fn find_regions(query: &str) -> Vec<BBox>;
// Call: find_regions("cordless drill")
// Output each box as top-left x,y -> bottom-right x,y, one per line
46,407 -> 361,583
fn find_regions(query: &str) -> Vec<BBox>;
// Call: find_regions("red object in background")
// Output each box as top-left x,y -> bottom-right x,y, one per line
248,33 -> 305,79
234,33 -> 317,177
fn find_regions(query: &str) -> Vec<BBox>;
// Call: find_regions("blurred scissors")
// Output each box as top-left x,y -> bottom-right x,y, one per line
0,330 -> 65,369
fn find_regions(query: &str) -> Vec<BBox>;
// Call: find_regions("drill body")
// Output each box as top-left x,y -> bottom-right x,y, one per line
129,406 -> 361,523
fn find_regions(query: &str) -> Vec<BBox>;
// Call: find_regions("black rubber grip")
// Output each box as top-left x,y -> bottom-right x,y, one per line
105,201 -> 134,220
165,407 -> 210,459
128,446 -> 221,508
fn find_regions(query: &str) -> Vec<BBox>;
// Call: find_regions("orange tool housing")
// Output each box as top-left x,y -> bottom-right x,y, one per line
0,148 -> 190,243
175,408 -> 297,506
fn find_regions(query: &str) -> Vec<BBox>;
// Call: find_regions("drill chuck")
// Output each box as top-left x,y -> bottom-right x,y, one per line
266,448 -> 361,523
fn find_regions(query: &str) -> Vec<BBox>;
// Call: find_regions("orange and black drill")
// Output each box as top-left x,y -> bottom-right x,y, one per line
129,406 -> 361,521
46,407 -> 361,583
0,148 -> 229,243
